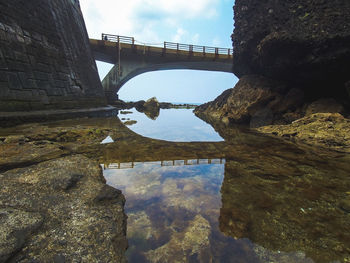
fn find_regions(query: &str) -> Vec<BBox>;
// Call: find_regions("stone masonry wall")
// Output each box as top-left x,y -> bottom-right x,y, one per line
0,0 -> 106,111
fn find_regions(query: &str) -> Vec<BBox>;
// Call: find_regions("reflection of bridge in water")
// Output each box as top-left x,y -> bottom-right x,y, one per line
103,158 -> 225,170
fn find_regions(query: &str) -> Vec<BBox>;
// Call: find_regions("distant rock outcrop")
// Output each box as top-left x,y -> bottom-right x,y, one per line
131,97 -> 160,120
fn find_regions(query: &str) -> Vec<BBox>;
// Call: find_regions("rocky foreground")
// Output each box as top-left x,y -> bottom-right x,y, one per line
0,120 -> 128,262
0,116 -> 227,262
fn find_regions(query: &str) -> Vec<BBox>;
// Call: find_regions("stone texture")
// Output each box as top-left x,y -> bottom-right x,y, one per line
143,97 -> 160,120
0,208 -> 43,262
220,152 -> 350,263
196,0 -> 350,144
0,0 -> 106,111
0,155 -> 127,262
145,215 -> 211,263
132,97 -> 160,120
305,98 -> 344,116
257,113 -> 350,152
194,75 -> 304,127
232,0 -> 350,101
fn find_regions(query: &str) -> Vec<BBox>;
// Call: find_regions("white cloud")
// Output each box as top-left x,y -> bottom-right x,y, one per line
79,0 -> 219,43
172,28 -> 186,42
192,33 -> 200,45
212,37 -> 221,46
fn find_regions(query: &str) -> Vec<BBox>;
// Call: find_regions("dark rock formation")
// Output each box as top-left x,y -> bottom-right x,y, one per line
195,75 -> 305,127
232,0 -> 350,101
196,0 -> 350,131
0,0 -> 106,111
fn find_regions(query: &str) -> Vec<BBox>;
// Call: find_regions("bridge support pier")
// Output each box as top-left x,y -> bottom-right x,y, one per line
102,64 -> 120,103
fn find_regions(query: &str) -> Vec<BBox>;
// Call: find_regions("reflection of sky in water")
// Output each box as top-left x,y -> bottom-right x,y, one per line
104,161 -> 227,262
105,161 -> 225,205
119,108 -> 223,142
104,161 -> 315,262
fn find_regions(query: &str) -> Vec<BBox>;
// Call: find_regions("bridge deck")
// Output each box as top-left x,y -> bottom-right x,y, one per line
90,34 -> 233,64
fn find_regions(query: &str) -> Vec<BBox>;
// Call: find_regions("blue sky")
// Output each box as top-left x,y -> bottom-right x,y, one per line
80,0 -> 237,103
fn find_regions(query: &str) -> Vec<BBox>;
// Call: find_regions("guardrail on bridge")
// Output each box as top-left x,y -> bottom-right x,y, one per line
101,33 -> 232,57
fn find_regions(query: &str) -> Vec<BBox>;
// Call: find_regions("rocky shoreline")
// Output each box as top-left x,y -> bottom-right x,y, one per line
113,98 -> 197,110
195,0 -> 350,152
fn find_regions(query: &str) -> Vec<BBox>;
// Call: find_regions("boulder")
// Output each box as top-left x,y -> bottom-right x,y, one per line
143,97 -> 160,120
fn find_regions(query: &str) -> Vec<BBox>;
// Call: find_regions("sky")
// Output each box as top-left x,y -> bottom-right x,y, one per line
79,0 -> 238,103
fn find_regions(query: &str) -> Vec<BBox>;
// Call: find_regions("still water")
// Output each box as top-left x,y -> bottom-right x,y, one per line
103,108 -> 350,263
119,108 -> 223,141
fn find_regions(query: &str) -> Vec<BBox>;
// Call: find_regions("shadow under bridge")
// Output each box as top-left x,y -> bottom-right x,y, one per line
90,34 -> 234,103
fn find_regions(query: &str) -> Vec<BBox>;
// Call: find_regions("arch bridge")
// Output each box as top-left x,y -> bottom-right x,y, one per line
90,34 -> 234,103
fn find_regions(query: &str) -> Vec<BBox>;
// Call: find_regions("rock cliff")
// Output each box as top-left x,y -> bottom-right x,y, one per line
195,0 -> 350,133
0,0 -> 106,111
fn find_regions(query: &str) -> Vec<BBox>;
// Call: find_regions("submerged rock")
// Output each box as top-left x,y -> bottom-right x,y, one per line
220,152 -> 350,263
145,215 -> 211,263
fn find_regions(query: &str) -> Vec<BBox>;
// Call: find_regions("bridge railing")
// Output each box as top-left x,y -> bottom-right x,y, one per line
103,158 -> 225,170
164,41 -> 231,56
101,33 -> 232,57
102,34 -> 135,45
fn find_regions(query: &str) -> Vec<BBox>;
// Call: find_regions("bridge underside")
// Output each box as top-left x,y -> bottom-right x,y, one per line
90,39 -> 233,103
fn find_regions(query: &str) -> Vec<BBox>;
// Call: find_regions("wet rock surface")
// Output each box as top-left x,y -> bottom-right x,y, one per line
1,112 -> 350,262
0,119 -> 132,262
257,113 -> 350,152
220,153 -> 350,263
101,114 -> 350,263
0,155 -> 127,262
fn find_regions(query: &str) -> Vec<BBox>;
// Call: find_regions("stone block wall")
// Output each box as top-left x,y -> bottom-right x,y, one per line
0,0 -> 106,111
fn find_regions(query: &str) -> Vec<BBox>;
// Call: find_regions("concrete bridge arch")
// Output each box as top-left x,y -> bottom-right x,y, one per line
90,35 -> 233,103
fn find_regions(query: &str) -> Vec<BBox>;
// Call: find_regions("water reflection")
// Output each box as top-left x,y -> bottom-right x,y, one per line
100,112 -> 350,263
119,108 -> 223,142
